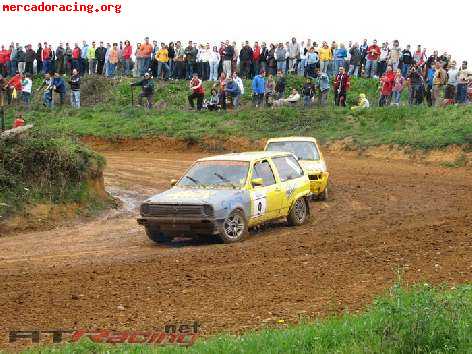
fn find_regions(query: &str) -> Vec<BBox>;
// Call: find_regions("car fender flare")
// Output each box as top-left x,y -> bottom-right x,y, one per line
289,194 -> 311,216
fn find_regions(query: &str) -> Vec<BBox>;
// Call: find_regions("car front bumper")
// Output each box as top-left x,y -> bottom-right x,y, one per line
137,216 -> 223,236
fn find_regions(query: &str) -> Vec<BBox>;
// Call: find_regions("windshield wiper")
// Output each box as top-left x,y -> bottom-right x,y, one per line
184,176 -> 200,185
213,173 -> 237,189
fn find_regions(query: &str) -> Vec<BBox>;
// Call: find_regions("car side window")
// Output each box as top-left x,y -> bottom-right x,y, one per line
253,160 -> 276,186
272,156 -> 304,182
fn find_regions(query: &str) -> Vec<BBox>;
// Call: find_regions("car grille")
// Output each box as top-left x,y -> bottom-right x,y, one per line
141,204 -> 213,218
308,173 -> 322,181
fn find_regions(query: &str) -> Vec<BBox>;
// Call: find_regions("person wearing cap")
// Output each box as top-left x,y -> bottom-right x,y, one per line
457,61 -> 472,104
131,72 -> 155,109
188,73 -> 204,111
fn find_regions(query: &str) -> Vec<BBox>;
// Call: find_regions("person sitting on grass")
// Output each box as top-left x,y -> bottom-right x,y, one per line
207,88 -> 220,111
131,72 -> 155,109
188,73 -> 204,111
225,76 -> 241,109
351,93 -> 370,110
273,88 -> 300,107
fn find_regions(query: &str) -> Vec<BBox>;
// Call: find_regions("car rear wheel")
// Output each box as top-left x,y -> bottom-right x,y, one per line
219,210 -> 248,243
287,198 -> 309,226
318,186 -> 328,201
145,225 -> 173,243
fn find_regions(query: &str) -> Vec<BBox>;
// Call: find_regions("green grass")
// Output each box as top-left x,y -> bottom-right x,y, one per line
21,283 -> 472,353
0,129 -> 109,219
3,75 -> 471,150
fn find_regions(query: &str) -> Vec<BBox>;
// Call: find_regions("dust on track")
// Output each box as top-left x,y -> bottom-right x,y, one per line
0,151 -> 471,350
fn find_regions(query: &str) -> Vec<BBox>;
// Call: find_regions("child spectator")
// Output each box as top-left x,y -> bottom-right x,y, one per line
392,69 -> 405,106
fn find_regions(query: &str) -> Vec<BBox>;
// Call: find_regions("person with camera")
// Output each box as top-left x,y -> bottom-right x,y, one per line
188,73 -> 204,111
131,72 -> 155,109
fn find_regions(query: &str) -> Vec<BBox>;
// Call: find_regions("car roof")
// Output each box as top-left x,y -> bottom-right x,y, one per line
266,136 -> 318,143
197,151 -> 293,162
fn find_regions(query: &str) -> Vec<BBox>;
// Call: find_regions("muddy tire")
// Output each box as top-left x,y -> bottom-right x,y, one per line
318,186 -> 328,201
145,225 -> 173,243
287,198 -> 309,226
218,210 -> 248,243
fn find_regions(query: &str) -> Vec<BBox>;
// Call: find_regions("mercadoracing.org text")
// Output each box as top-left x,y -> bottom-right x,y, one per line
2,1 -> 122,14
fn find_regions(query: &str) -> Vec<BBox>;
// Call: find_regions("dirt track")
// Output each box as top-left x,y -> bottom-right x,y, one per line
0,151 -> 471,350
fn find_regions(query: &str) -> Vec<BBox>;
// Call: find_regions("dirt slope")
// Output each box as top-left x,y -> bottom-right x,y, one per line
0,151 -> 471,351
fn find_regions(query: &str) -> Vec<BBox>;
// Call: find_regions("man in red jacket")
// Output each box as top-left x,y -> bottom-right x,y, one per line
334,67 -> 350,106
365,40 -> 381,78
7,72 -> 22,104
379,65 -> 395,106
0,46 -> 9,77
252,42 -> 261,79
188,73 -> 204,111
42,42 -> 51,74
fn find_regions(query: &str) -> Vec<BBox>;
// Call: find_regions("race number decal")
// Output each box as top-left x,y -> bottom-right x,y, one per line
251,191 -> 267,217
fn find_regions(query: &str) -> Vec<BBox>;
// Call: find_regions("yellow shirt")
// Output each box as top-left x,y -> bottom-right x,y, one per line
157,48 -> 169,63
319,47 -> 332,62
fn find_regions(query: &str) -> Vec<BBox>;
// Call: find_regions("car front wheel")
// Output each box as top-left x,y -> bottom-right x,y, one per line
219,210 -> 248,243
287,198 -> 309,226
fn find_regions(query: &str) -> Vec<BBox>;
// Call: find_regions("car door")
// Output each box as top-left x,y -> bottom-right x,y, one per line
249,159 -> 284,222
271,155 -> 306,215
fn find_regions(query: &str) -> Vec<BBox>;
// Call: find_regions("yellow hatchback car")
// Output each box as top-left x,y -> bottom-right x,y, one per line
138,151 -> 312,243
265,137 -> 329,200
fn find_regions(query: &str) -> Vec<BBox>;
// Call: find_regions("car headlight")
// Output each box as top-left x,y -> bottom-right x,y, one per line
203,204 -> 214,217
140,203 -> 150,215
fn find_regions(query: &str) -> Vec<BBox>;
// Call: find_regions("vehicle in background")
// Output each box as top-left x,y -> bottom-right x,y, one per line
265,137 -> 329,200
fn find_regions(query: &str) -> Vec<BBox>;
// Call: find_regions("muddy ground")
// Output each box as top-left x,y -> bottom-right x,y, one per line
0,151 -> 471,351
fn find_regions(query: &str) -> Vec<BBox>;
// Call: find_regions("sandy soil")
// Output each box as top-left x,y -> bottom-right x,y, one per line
0,151 -> 471,350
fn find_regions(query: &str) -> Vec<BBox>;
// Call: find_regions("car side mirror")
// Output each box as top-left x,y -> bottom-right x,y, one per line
170,179 -> 178,187
251,178 -> 264,187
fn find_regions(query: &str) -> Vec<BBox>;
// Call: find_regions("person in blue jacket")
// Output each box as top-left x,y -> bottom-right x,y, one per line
252,70 -> 265,107
225,76 -> 241,109
52,72 -> 66,106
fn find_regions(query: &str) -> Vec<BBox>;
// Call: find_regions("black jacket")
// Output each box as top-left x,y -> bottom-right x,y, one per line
25,49 -> 36,63
223,46 -> 234,61
69,75 -> 80,91
239,46 -> 253,62
95,46 -> 107,62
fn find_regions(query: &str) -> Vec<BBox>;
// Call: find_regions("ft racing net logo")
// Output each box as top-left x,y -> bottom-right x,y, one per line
9,322 -> 200,346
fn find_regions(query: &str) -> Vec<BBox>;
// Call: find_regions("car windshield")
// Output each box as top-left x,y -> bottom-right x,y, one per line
177,160 -> 249,188
266,141 -> 320,161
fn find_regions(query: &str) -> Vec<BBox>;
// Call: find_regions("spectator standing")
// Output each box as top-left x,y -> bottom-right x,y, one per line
407,66 -> 424,105
222,40 -> 234,76
432,61 -> 447,106
334,43 -> 347,75
445,61 -> 459,104
265,74 -> 275,106
392,69 -> 405,106
259,42 -> 268,74
275,43 -> 287,74
21,73 -> 32,109
173,41 -> 186,80
365,40 -> 380,78
55,43 -> 65,75
72,44 -> 81,73
225,75 -> 241,108
401,45 -> 413,78
95,42 -> 107,75
379,65 -> 395,106
252,70 -> 265,107
81,41 -> 89,75
333,67 -> 350,106
24,45 -> 35,76
69,68 -> 81,108
16,46 -> 25,74
306,47 -> 319,78
42,42 -> 52,74
232,71 -> 244,96
239,41 -> 253,79
266,44 -> 276,75
36,43 -> 43,75
457,61 -> 471,104
140,37 -> 153,75
319,42 -> 331,74
65,43 -> 73,75
157,43 -> 170,80
275,69 -> 286,99
209,46 -> 220,81
317,71 -> 330,107
88,42 -> 97,75
378,42 -> 389,77
122,41 -> 132,76
108,43 -> 119,77
288,37 -> 300,74
185,41 -> 198,79
348,43 -> 362,77
252,42 -> 261,78
188,73 -> 204,110
389,40 -> 401,71
302,77 -> 315,107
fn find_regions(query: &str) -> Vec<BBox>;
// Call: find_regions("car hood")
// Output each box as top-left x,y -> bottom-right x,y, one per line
299,160 -> 327,173
145,187 -> 243,206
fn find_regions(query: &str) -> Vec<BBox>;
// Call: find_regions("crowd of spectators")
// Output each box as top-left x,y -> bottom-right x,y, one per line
0,37 -> 471,111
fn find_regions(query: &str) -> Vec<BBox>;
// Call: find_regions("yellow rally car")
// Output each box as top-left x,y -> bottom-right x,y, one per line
265,137 -> 329,200
137,151 -> 311,243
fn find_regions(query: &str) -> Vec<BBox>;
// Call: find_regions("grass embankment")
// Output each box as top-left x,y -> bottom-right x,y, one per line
3,76 -> 471,150
0,130 -> 112,227
23,283 -> 472,353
